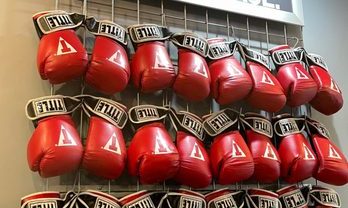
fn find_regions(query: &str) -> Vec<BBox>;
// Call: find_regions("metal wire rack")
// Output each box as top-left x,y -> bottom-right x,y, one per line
40,0 -> 309,197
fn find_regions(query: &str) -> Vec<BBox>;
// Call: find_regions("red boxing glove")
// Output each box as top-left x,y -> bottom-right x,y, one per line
273,115 -> 318,183
127,105 -> 179,184
81,96 -> 128,180
171,32 -> 211,101
306,118 -> 348,186
269,45 -> 317,107
128,24 -> 176,92
241,113 -> 281,183
205,189 -> 247,208
246,189 -> 281,208
308,186 -> 341,208
25,95 -> 83,177
277,185 -> 308,208
204,109 -> 254,184
85,18 -> 130,94
305,52 -> 343,115
33,10 -> 88,84
168,108 -> 212,188
207,39 -> 252,105
239,44 -> 286,112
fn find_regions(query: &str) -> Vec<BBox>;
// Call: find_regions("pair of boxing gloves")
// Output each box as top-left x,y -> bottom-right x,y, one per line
20,185 -> 341,208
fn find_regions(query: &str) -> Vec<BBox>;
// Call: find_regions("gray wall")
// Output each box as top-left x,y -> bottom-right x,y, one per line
302,0 -> 348,204
0,0 -> 347,207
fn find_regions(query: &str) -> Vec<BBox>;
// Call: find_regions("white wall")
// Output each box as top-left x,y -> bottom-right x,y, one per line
0,0 -> 347,207
302,0 -> 348,204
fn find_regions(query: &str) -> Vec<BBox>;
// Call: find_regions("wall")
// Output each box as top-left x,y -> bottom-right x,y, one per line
302,0 -> 348,205
0,0 -> 347,207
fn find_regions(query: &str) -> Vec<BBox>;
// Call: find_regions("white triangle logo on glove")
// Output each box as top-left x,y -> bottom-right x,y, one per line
261,71 -> 275,85
154,135 -> 172,154
190,142 -> 205,161
328,144 -> 342,159
56,37 -> 77,55
108,50 -> 126,68
102,133 -> 121,155
231,141 -> 246,158
262,143 -> 278,160
227,64 -> 243,76
330,78 -> 341,93
295,67 -> 309,79
193,61 -> 208,78
153,51 -> 172,70
56,125 -> 77,146
303,143 -> 315,160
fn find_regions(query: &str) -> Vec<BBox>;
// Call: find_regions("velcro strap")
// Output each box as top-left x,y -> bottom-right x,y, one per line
307,53 -> 329,71
241,114 -> 273,138
168,108 -> 204,141
273,117 -> 305,137
271,48 -> 300,65
128,105 -> 168,124
279,189 -> 307,208
310,188 -> 341,207
121,192 -> 166,208
207,190 -> 245,208
127,24 -> 171,43
159,192 -> 205,208
305,118 -> 330,139
239,44 -> 270,69
171,32 -> 209,57
203,108 -> 239,137
85,17 -> 127,45
247,194 -> 281,208
25,95 -> 81,120
80,95 -> 128,129
20,192 -> 64,208
33,10 -> 85,38
72,190 -> 120,208
208,41 -> 237,60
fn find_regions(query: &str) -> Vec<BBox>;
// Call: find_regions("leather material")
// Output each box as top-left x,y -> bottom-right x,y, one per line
127,122 -> 180,184
27,115 -> 83,178
82,116 -> 127,179
269,45 -> 317,107
86,36 -> 130,94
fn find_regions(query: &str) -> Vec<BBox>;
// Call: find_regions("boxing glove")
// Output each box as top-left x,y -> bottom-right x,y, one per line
203,108 -> 254,184
33,10 -> 88,84
239,44 -> 286,112
207,39 -> 252,105
128,24 -> 176,92
81,95 -> 128,180
246,189 -> 281,208
85,17 -> 130,94
277,185 -> 308,208
21,192 -> 67,208
171,32 -> 211,101
240,113 -> 281,183
168,108 -> 212,188
308,186 -> 341,208
205,188 -> 246,208
306,118 -> 348,185
25,95 -> 83,177
269,45 -> 317,106
305,52 -> 343,115
70,190 -> 120,208
159,189 -> 206,208
128,105 -> 179,184
273,115 -> 318,183
120,191 -> 166,208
